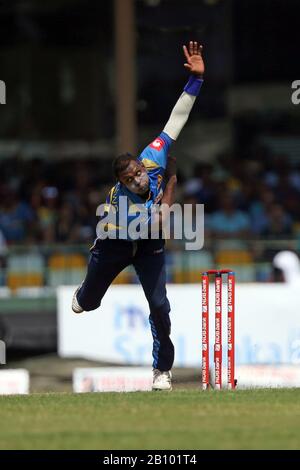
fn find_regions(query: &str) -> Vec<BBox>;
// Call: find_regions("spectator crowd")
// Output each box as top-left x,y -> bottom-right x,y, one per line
1,147 -> 300,246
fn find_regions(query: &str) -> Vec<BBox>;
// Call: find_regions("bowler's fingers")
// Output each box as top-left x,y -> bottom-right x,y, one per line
183,45 -> 190,62
184,42 -> 203,60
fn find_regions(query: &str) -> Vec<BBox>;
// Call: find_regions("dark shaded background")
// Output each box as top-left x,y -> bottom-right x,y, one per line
0,0 -> 299,139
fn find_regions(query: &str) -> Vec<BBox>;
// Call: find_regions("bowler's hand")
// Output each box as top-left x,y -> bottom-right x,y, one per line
183,41 -> 205,77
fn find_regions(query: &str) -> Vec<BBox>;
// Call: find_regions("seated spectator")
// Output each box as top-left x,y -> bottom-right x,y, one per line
38,186 -> 59,243
262,203 -> 293,239
208,193 -> 251,239
55,202 -> 77,242
0,229 -> 7,256
183,162 -> 217,212
249,185 -> 276,235
0,186 -> 35,242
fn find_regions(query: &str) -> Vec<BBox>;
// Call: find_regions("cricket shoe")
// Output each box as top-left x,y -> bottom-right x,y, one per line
152,369 -> 172,391
72,285 -> 84,314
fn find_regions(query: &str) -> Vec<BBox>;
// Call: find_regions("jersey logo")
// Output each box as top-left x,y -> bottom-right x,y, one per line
150,137 -> 164,151
157,174 -> 163,189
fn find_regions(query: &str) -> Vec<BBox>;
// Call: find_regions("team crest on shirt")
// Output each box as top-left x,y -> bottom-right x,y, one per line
150,137 -> 165,151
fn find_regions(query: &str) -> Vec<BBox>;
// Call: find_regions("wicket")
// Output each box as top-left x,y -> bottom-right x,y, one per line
201,269 -> 236,390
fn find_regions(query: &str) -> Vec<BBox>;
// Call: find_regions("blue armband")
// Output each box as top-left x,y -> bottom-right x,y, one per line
184,76 -> 204,96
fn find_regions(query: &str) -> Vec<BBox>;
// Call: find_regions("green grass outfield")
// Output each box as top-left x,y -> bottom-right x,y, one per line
0,389 -> 300,450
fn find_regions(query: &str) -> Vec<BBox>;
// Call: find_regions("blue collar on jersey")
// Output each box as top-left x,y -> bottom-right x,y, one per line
121,183 -> 152,205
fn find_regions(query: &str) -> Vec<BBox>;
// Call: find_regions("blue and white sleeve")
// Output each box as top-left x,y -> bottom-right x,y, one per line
163,76 -> 203,141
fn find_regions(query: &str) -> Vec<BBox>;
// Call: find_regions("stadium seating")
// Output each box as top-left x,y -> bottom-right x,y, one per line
7,253 -> 44,291
47,253 -> 86,287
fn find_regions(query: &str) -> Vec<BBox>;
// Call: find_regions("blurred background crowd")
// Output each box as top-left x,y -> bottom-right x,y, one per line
1,146 -> 300,247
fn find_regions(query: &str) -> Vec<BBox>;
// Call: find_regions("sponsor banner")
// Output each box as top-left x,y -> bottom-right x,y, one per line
236,365 -> 300,388
73,367 -> 152,393
58,284 -> 300,367
0,369 -> 29,394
